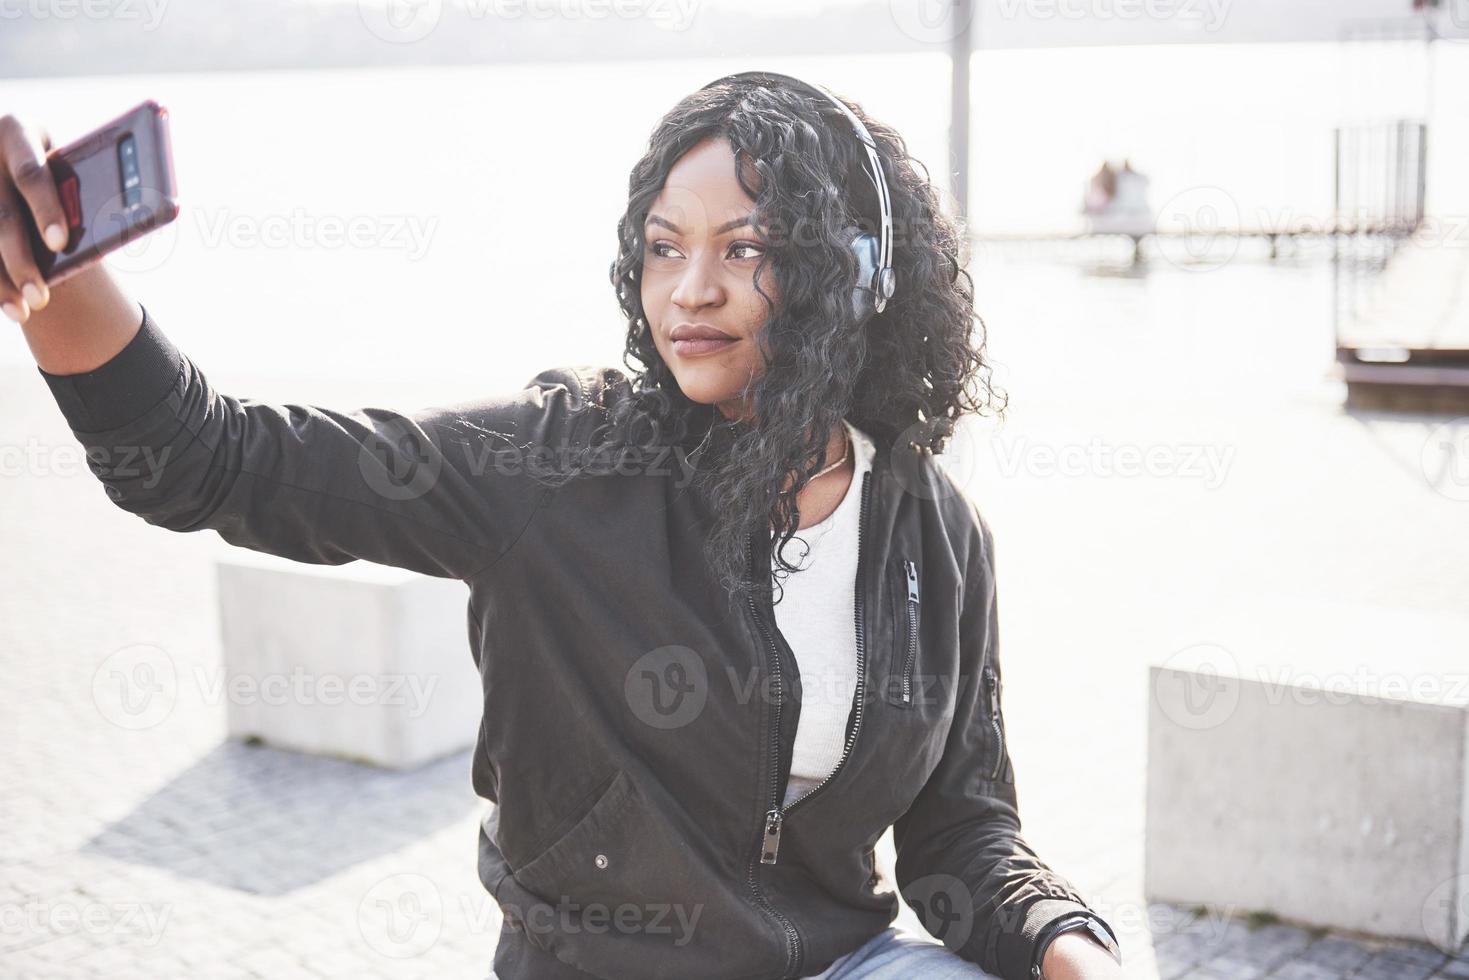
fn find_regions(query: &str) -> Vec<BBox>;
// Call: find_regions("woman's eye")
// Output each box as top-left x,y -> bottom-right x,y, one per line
646,240 -> 761,260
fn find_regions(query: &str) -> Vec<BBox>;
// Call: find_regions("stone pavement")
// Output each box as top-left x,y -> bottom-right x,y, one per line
5,253 -> 1469,978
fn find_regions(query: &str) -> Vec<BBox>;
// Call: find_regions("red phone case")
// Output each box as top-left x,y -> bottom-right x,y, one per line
27,100 -> 180,287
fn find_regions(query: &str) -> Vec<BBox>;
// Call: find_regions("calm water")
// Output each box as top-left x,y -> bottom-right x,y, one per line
0,44 -> 1452,401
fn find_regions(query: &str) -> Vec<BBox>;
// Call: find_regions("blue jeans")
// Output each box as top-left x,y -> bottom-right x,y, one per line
484,926 -> 1001,980
798,925 -> 1002,979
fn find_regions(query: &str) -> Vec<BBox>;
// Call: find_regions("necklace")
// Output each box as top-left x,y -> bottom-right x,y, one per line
809,430 -> 851,481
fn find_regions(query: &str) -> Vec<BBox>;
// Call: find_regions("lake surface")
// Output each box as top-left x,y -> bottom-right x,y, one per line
0,43 -> 1455,401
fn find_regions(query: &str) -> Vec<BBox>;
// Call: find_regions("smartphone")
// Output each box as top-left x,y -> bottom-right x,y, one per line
25,100 -> 179,287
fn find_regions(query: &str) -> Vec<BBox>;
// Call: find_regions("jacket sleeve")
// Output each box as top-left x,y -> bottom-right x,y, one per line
891,506 -> 1120,980
36,303 -> 596,581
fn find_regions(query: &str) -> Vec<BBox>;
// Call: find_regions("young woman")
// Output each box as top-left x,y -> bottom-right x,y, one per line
7,73 -> 1123,980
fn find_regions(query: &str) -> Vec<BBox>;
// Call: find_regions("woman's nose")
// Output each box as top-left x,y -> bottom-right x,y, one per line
670,250 -> 724,311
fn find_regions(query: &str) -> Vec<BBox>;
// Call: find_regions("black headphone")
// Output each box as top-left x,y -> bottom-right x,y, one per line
698,70 -> 898,327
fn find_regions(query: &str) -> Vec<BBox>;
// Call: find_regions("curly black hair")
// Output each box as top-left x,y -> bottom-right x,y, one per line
536,75 -> 1005,606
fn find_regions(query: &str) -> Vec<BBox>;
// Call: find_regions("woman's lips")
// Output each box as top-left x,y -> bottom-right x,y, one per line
672,337 -> 738,357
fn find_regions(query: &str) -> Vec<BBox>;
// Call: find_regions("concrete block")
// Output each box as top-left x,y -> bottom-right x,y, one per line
1145,598 -> 1469,952
214,551 -> 481,769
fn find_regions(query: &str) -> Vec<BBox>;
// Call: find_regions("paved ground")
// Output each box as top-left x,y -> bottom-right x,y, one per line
4,250 -> 1469,978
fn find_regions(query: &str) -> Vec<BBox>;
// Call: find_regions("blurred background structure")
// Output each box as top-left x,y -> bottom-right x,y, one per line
4,1 -> 1469,978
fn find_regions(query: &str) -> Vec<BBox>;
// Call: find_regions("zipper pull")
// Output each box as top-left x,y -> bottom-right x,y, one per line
986,667 -> 1000,718
904,560 -> 919,604
761,808 -> 783,864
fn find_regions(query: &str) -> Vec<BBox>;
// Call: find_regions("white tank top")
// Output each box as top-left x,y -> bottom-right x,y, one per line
770,418 -> 876,807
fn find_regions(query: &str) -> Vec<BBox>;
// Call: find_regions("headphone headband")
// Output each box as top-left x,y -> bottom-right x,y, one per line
697,70 -> 896,316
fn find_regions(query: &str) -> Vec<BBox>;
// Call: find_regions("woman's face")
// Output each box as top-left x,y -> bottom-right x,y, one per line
641,135 -> 776,421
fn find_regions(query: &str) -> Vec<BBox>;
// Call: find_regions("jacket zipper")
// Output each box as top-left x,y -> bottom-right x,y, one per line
984,664 -> 1005,781
899,559 -> 919,704
744,533 -> 801,978
744,469 -> 873,979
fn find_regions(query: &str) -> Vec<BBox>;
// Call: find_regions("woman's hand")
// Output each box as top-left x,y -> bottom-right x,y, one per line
1041,930 -> 1127,979
0,112 -> 141,374
0,113 -> 69,324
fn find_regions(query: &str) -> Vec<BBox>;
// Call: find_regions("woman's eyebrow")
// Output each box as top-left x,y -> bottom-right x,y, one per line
646,213 -> 754,235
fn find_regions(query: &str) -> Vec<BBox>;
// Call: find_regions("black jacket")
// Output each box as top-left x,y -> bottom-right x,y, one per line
39,305 -> 1119,980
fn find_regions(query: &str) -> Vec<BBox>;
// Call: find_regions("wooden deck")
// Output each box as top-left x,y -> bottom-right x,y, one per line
1335,242 -> 1469,413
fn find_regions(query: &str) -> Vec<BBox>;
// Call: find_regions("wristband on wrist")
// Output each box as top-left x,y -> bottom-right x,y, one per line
1030,912 -> 1122,979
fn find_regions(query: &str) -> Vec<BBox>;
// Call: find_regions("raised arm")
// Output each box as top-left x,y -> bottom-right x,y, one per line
5,111 -> 599,581
28,294 -> 593,580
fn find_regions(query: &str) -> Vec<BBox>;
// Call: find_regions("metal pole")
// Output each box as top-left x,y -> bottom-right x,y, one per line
950,0 -> 974,224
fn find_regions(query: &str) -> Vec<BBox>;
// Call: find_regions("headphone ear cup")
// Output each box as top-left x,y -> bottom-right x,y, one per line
847,228 -> 881,327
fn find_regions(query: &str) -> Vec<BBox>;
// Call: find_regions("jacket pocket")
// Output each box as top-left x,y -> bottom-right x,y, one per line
885,558 -> 922,707
511,768 -> 637,903
497,768 -> 775,977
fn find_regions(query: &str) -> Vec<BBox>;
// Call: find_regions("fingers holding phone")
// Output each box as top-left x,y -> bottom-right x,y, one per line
0,114 -> 69,322
1,102 -> 179,325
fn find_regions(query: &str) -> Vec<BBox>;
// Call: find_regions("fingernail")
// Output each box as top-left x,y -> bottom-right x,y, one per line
2,303 -> 21,323
22,282 -> 44,308
44,224 -> 67,251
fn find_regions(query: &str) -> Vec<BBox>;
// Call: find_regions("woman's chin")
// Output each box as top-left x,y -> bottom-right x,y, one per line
669,368 -> 745,411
